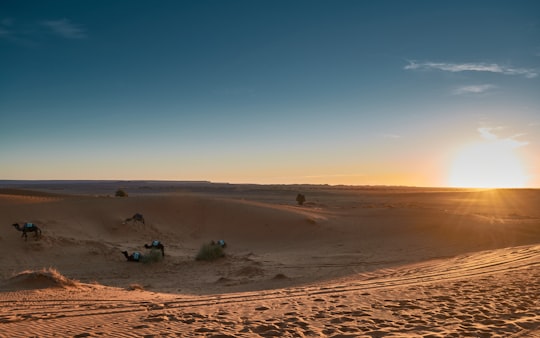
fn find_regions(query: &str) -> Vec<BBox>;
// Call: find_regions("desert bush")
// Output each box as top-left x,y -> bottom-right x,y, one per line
196,242 -> 225,261
140,249 -> 162,263
11,267 -> 79,288
296,193 -> 306,206
127,283 -> 145,291
115,188 -> 128,197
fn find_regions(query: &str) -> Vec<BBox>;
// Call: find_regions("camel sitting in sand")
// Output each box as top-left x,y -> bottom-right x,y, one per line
121,251 -> 142,262
144,240 -> 165,257
211,239 -> 227,248
12,223 -> 42,241
123,213 -> 145,225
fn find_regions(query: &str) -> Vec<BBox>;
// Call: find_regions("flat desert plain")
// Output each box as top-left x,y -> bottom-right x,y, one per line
0,182 -> 538,337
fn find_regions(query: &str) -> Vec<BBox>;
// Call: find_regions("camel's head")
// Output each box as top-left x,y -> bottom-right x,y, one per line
12,223 -> 18,227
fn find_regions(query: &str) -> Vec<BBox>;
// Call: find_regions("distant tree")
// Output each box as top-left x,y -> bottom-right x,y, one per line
115,189 -> 128,197
296,193 -> 306,206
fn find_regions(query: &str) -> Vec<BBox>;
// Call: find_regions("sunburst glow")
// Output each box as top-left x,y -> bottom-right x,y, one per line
448,140 -> 527,188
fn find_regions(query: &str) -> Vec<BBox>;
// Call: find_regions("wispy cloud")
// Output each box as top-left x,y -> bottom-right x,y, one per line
478,127 -> 501,141
453,84 -> 496,95
478,127 -> 528,148
1,18 -> 86,44
0,17 -> 13,38
0,17 -> 29,45
1,18 -> 14,26
238,173 -> 366,183
41,19 -> 86,39
380,133 -> 401,139
303,174 -> 366,179
0,27 -> 10,38
212,86 -> 255,96
405,61 -> 538,78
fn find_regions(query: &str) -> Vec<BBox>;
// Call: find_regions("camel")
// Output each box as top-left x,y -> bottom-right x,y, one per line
123,213 -> 145,225
121,251 -> 142,262
144,240 -> 165,257
12,223 -> 42,241
211,239 -> 227,248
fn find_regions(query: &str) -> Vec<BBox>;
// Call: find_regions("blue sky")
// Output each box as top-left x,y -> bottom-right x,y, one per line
1,0 -> 539,187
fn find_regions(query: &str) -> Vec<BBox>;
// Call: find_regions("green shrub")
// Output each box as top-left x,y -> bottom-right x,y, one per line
196,242 -> 225,261
296,193 -> 306,205
115,189 -> 128,197
140,249 -> 162,263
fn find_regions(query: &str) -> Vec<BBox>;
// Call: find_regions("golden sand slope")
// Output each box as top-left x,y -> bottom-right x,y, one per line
0,245 -> 538,337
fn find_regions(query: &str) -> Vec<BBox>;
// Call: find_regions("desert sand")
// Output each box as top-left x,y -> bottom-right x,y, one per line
0,182 -> 538,337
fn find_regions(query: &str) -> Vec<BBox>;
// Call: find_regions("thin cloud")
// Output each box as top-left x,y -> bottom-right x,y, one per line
405,61 -> 537,78
1,18 -> 14,26
1,18 -> 86,44
0,27 -> 10,38
453,84 -> 496,95
0,18 -> 31,45
252,173 -> 367,181
303,174 -> 366,179
381,133 -> 401,139
212,86 -> 255,96
41,19 -> 86,39
478,127 -> 501,141
0,18 -> 13,38
478,127 -> 528,148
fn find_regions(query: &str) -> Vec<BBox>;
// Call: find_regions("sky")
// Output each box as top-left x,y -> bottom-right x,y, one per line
1,0 -> 539,187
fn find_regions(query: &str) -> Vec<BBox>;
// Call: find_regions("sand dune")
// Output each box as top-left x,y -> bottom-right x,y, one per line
1,267 -> 80,291
0,183 -> 539,337
0,245 -> 537,337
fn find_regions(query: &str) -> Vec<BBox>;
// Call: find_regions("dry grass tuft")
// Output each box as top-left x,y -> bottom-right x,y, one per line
127,283 -> 145,291
196,242 -> 225,261
140,249 -> 163,263
9,267 -> 79,289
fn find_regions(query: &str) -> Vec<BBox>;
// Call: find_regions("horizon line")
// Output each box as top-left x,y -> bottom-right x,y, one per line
0,179 -> 537,190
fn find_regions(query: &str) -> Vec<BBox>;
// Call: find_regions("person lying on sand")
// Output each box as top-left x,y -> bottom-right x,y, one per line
121,251 -> 142,262
144,240 -> 165,257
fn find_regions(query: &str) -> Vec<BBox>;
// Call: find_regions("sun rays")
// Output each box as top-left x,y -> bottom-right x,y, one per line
448,128 -> 529,188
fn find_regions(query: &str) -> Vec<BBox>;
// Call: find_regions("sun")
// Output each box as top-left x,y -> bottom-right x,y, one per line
448,141 -> 527,188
